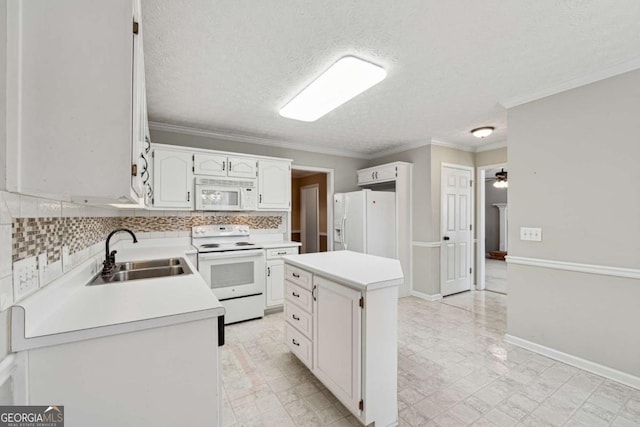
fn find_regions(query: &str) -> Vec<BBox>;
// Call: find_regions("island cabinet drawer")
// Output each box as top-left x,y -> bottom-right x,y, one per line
285,281 -> 313,312
285,303 -> 312,339
266,247 -> 298,260
286,323 -> 312,369
285,264 -> 312,290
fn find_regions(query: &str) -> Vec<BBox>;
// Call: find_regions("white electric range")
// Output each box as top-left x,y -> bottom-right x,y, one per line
192,225 -> 265,324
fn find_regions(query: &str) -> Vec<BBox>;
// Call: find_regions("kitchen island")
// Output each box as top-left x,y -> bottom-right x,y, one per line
282,250 -> 403,427
11,243 -> 224,427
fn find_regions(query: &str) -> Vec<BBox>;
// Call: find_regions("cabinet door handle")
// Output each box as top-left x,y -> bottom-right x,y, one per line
292,339 -> 300,347
267,267 -> 271,277
292,292 -> 300,298
292,273 -> 300,278
371,171 -> 375,179
277,251 -> 287,255
375,171 -> 378,179
259,194 -> 262,203
292,314 -> 300,321
228,161 -> 232,171
312,285 -> 317,301
222,161 -> 225,171
187,191 -> 190,202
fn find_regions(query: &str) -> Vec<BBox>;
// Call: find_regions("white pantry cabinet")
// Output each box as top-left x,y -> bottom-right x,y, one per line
283,251 -> 402,426
6,0 -> 149,205
151,148 -> 194,209
194,154 -> 257,179
258,159 -> 291,210
357,163 -> 398,185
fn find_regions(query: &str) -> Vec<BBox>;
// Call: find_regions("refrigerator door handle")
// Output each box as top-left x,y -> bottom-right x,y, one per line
342,216 -> 347,250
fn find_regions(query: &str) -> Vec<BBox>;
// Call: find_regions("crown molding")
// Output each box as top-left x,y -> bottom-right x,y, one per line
148,122 -> 370,160
150,122 -> 507,161
475,140 -> 508,153
430,139 -> 475,152
500,56 -> 640,109
368,139 -> 431,159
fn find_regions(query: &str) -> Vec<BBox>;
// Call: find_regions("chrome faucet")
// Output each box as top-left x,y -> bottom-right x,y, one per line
102,228 -> 138,277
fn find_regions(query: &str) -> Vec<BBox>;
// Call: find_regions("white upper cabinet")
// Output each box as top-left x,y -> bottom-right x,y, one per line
228,156 -> 257,179
6,0 -> 149,204
194,153 -> 228,177
152,148 -> 194,209
194,154 -> 257,179
357,164 -> 397,185
258,160 -> 291,210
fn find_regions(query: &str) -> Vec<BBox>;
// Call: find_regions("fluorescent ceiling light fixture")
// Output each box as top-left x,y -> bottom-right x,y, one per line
280,56 -> 387,122
471,126 -> 494,138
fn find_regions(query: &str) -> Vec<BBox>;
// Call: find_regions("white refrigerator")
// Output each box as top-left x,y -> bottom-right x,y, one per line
333,190 -> 396,258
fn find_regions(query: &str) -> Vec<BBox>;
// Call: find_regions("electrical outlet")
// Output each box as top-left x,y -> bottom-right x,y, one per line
38,252 -> 48,287
520,227 -> 543,242
13,256 -> 39,301
62,246 -> 70,272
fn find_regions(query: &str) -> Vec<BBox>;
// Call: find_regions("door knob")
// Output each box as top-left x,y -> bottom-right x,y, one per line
443,236 -> 450,241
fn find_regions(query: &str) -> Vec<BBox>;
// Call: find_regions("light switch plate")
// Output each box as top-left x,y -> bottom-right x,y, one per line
38,252 -> 48,287
13,256 -> 39,301
520,227 -> 542,241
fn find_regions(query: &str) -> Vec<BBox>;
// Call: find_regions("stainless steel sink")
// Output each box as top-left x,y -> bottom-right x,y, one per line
118,258 -> 183,271
88,257 -> 193,286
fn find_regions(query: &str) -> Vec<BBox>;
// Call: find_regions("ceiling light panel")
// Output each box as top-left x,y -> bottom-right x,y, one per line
280,56 -> 387,122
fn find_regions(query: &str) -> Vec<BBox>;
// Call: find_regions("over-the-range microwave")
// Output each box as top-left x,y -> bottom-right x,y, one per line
194,177 -> 258,211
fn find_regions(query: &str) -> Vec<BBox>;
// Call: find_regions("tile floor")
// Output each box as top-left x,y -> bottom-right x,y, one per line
220,292 -> 640,426
485,259 -> 507,295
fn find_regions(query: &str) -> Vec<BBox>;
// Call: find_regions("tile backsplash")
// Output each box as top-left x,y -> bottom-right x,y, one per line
12,213 -> 284,264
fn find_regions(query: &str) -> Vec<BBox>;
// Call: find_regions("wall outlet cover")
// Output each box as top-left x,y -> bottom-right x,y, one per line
13,256 -> 39,301
62,246 -> 70,272
38,252 -> 48,287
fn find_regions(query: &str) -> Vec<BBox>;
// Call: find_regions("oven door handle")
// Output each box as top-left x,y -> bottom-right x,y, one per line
198,249 -> 264,260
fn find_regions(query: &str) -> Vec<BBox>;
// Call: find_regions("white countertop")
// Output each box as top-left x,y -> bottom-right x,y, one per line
282,250 -> 404,291
12,244 -> 223,352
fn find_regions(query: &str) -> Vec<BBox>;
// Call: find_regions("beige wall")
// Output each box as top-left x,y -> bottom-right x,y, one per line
507,69 -> 640,376
475,147 -> 507,167
150,129 -> 368,193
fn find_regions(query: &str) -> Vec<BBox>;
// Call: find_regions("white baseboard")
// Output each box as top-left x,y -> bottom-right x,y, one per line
505,334 -> 640,390
411,290 -> 443,302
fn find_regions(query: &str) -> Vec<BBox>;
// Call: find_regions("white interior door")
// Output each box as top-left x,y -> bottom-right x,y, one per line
441,165 -> 473,296
301,185 -> 319,254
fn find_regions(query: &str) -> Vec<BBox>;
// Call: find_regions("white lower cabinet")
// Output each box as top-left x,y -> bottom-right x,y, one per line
283,262 -> 399,426
21,318 -> 221,427
265,246 -> 299,308
313,276 -> 362,414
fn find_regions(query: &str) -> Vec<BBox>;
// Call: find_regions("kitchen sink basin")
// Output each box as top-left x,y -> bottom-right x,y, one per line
88,257 -> 193,286
118,258 -> 182,271
110,266 -> 186,282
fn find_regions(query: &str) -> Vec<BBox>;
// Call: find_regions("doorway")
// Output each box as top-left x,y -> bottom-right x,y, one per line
291,167 -> 333,253
300,184 -> 319,253
476,163 -> 508,294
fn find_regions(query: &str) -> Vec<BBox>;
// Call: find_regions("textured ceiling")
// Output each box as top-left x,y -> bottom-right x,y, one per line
141,0 -> 640,156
